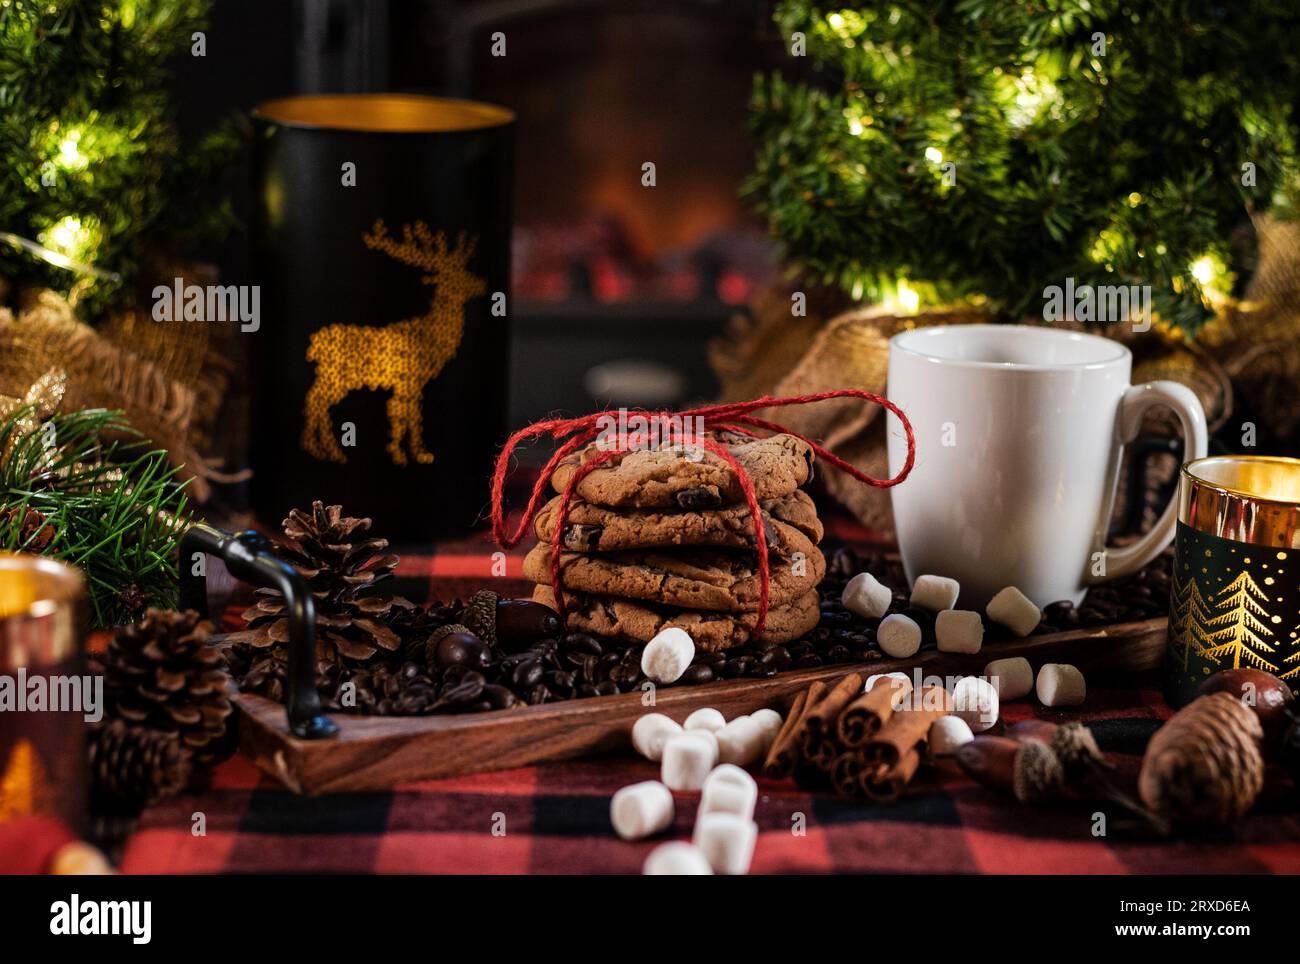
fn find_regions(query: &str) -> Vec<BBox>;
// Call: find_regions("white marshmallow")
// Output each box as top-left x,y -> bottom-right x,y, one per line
681,727 -> 719,757
640,627 -> 696,683
986,586 -> 1042,637
683,707 -> 727,733
984,656 -> 1034,701
842,571 -> 893,620
935,609 -> 984,654
928,715 -> 974,756
643,841 -> 713,875
910,574 -> 960,612
610,780 -> 674,840
877,613 -> 922,659
700,764 -> 758,820
865,671 -> 912,692
661,733 -> 717,791
693,812 -> 758,875
1036,663 -> 1086,707
715,716 -> 766,767
749,708 -> 784,747
631,712 -> 683,762
951,676 -> 999,732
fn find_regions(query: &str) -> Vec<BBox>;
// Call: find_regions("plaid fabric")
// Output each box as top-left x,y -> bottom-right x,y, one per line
132,502 -> 1300,874
119,681 -> 1300,874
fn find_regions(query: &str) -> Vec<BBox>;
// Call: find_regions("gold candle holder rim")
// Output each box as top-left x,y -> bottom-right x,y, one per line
1182,454 -> 1300,508
252,94 -> 515,134
0,552 -> 84,621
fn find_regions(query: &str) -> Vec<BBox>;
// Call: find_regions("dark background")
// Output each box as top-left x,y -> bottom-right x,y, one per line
174,0 -> 794,427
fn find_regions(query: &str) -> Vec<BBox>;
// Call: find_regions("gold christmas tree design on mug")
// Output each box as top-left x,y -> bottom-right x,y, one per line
1202,571 -> 1277,671
1169,572 -> 1215,670
301,221 -> 486,467
0,738 -> 51,820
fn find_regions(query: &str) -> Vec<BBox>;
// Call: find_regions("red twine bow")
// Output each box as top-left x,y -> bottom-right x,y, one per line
490,391 -> 916,639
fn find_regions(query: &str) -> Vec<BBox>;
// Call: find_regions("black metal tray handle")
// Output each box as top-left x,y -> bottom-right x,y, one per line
179,522 -> 338,740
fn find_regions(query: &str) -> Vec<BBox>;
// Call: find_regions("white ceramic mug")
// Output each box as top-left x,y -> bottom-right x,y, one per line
885,324 -> 1208,609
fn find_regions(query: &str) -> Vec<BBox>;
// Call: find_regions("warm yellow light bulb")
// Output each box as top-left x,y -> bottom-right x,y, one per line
1190,256 -> 1216,285
897,279 -> 920,313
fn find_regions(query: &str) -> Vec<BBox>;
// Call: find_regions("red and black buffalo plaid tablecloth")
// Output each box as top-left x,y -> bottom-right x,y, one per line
104,511 -> 1300,874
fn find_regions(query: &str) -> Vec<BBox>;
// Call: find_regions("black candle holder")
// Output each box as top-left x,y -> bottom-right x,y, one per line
179,523 -> 338,740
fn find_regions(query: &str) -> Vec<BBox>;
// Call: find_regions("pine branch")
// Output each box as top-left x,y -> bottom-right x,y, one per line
747,1 -> 1300,336
0,405 -> 191,627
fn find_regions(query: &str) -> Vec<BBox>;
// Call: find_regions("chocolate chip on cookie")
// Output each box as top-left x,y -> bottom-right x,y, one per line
675,486 -> 722,510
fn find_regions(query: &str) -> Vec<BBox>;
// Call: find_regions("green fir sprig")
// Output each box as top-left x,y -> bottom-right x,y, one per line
745,1 -> 1300,336
0,405 -> 191,627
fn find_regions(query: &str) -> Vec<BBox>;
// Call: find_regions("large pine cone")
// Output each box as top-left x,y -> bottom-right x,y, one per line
1139,692 -> 1265,827
102,609 -> 233,766
237,502 -> 412,664
88,718 -> 193,810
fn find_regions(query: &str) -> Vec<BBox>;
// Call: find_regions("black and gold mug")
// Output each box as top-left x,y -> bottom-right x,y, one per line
251,94 -> 514,539
1167,455 -> 1300,706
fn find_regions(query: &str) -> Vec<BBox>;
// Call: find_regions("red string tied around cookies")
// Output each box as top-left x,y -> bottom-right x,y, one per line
490,391 -> 916,640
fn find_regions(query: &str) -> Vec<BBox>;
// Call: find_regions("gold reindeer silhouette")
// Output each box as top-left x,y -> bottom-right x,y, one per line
301,220 -> 486,466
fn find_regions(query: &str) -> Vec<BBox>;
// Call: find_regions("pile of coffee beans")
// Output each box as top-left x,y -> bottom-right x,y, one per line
229,546 -> 1172,716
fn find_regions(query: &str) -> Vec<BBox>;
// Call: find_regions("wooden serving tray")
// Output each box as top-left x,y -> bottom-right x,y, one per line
230,617 -> 1167,794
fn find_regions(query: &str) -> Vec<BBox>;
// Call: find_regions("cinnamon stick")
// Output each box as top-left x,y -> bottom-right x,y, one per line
830,751 -> 865,798
762,683 -> 823,779
800,672 -> 863,765
861,686 -> 953,775
860,748 -> 922,803
837,676 -> 912,748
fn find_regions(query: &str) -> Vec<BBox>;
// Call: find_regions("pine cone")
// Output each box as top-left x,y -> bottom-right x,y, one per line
236,502 -> 411,664
87,718 -> 193,811
1139,692 -> 1265,827
0,505 -> 56,551
103,609 -> 233,766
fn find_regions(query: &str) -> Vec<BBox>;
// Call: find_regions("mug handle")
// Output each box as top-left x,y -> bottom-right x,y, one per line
1094,381 -> 1208,581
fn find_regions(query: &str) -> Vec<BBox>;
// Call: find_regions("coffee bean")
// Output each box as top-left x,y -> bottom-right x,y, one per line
483,684 -> 518,709
511,657 -> 544,690
564,632 -> 603,656
679,664 -> 715,685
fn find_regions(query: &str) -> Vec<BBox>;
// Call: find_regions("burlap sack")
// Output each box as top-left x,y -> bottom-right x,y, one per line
0,268 -> 243,502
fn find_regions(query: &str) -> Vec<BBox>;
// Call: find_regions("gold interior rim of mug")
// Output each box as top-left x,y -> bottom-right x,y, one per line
1182,455 -> 1300,508
889,324 -> 1130,372
252,94 -> 515,133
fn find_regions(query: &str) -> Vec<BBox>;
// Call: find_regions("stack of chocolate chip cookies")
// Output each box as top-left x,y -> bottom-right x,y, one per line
527,431 -> 826,651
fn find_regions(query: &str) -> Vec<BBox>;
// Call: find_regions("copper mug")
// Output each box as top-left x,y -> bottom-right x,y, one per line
0,553 -> 90,835
1167,456 -> 1300,706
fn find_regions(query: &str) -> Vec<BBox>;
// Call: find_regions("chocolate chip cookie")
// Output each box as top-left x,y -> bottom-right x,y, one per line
549,431 -> 815,509
522,540 -> 826,612
532,586 -> 821,651
533,490 -> 823,552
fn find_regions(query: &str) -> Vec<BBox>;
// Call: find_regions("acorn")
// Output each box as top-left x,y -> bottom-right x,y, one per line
495,598 -> 561,651
1005,720 -> 1110,778
1198,668 -> 1293,754
955,735 -> 1063,804
460,590 -> 500,647
426,624 -> 492,671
